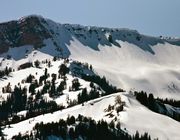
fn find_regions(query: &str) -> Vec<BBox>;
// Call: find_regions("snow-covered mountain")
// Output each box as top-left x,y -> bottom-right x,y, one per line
0,15 -> 180,140
1,15 -> 180,99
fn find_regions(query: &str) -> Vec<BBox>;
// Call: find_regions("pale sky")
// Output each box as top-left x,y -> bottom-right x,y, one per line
0,0 -> 180,37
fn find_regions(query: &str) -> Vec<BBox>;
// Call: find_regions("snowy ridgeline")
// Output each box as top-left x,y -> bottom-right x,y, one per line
0,15 -> 180,140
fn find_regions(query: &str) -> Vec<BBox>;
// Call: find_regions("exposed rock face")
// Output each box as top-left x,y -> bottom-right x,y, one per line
0,16 -> 51,54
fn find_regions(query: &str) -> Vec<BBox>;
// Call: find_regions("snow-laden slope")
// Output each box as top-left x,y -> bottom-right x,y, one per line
0,16 -> 180,139
68,39 -> 180,99
0,59 -> 101,106
3,92 -> 180,140
1,15 -> 180,99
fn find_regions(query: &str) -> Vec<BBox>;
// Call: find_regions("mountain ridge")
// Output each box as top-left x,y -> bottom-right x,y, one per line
0,15 -> 180,56
1,15 -> 180,99
0,15 -> 180,140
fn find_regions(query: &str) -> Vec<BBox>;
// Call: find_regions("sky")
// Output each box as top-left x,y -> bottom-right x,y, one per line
0,0 -> 180,37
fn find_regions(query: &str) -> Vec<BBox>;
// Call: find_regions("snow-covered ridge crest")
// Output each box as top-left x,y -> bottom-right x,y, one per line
0,14 -> 180,57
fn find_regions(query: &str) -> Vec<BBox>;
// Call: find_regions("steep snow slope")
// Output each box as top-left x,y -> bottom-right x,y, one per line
3,92 -> 180,140
1,15 -> 180,99
68,40 -> 180,99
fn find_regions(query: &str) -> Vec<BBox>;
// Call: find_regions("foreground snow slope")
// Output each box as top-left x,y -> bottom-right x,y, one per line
3,92 -> 180,140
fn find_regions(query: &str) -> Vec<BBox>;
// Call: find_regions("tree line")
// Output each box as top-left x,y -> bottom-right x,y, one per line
135,91 -> 180,122
0,66 -> 12,78
11,115 -> 155,140
81,74 -> 124,94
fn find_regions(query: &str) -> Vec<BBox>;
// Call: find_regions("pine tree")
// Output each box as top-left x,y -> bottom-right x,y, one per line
34,60 -> 40,68
59,63 -> 69,78
29,83 -> 36,94
78,88 -> 88,103
72,78 -> 80,91
108,34 -> 113,43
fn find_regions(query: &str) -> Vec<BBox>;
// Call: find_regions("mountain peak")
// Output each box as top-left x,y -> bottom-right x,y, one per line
0,15 -> 51,54
0,15 -> 180,57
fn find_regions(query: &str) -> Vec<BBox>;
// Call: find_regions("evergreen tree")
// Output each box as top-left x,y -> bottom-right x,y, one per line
53,56 -> 57,61
67,116 -> 75,125
26,74 -> 33,83
89,89 -> 99,100
45,68 -> 48,77
108,34 -> 113,43
72,78 -> 80,91
148,93 -> 155,111
57,81 -> 66,94
29,83 -> 36,94
50,77 -> 56,97
69,127 -> 75,139
5,66 -> 9,76
48,61 -> 51,68
59,63 -> 69,78
89,65 -> 93,71
78,88 -> 88,103
34,60 -> 40,68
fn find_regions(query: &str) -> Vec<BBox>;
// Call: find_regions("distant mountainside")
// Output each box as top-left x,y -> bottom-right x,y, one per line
0,15 -> 180,99
0,15 -> 180,56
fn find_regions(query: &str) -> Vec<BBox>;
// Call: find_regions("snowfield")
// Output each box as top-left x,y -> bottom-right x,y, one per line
68,40 -> 180,100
